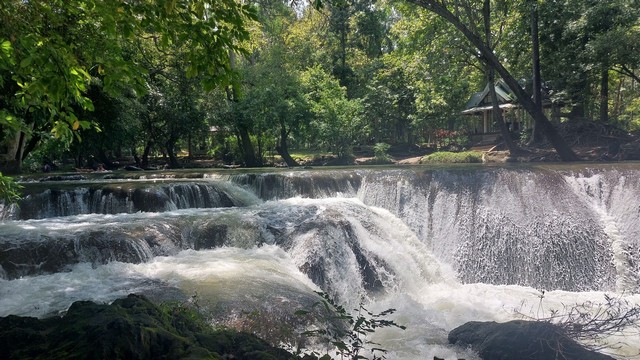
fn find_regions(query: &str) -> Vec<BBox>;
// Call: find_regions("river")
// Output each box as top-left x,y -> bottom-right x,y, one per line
1,163 -> 639,359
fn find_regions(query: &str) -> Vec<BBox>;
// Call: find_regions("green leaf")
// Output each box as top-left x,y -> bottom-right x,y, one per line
1,40 -> 12,57
19,56 -> 32,68
165,0 -> 178,13
0,172 -> 23,204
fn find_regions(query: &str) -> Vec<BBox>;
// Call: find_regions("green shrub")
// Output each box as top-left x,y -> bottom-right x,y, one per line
0,172 -> 22,204
419,151 -> 483,164
364,143 -> 393,164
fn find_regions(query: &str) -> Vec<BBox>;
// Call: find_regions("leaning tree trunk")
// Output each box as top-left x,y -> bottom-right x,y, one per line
406,0 -> 580,161
226,50 -> 261,168
275,120 -> 298,167
484,0 -> 519,155
237,124 -> 261,167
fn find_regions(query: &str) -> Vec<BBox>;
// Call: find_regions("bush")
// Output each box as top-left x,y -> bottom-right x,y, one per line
434,129 -> 469,150
419,151 -> 483,164
372,143 -> 393,164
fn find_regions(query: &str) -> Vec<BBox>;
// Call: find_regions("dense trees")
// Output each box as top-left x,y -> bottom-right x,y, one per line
0,0 -> 255,172
1,0 -> 639,173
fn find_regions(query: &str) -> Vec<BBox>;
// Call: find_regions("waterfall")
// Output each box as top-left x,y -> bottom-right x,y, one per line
563,167 -> 640,292
227,170 -> 361,200
2,164 -> 640,359
8,180 -> 261,219
357,166 -> 629,292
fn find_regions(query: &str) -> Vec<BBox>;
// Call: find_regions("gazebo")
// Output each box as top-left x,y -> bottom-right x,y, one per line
461,79 -> 528,145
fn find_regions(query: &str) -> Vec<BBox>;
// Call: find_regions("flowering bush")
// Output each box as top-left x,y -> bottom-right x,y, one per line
434,129 -> 469,150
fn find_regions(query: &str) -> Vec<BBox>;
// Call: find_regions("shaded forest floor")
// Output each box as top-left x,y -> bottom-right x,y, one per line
108,139 -> 640,172
65,123 -> 640,173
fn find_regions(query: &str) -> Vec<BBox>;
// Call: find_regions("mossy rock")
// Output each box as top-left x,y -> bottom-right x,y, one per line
419,151 -> 483,164
0,294 -> 298,360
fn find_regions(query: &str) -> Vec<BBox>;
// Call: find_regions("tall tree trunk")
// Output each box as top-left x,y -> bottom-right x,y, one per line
187,134 -> 192,159
9,131 -> 27,174
407,0 -> 579,161
275,119 -> 298,167
141,141 -> 153,169
226,50 -> 260,167
97,150 -> 115,169
165,139 -> 179,168
488,68 -> 518,153
132,147 -> 141,167
237,123 -> 261,167
600,64 -> 609,123
528,0 -> 544,145
21,132 -> 41,162
484,0 -> 519,154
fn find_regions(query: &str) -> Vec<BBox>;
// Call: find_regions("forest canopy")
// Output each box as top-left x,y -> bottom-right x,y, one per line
1,0 -> 639,172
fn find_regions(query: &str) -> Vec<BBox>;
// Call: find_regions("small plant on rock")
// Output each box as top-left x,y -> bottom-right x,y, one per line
515,292 -> 640,353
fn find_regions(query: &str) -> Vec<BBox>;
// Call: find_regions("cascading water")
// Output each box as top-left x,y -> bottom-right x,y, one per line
3,179 -> 261,220
358,167 -> 620,291
1,165 -> 640,359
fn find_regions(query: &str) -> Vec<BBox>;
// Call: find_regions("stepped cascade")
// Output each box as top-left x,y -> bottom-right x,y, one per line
1,164 -> 639,359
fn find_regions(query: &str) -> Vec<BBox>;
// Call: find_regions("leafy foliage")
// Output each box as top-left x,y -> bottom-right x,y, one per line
0,0 -> 255,153
2,0 -> 640,173
0,171 -> 21,204
301,66 -> 366,158
373,143 -> 392,163
296,292 -> 406,360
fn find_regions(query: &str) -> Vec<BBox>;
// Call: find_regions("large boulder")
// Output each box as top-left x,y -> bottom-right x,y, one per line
448,320 -> 615,360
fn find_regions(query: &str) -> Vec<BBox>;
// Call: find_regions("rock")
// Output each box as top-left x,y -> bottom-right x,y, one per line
0,294 -> 298,360
448,320 -> 615,360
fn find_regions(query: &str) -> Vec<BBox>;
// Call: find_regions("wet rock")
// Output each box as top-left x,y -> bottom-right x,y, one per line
0,294 -> 298,360
448,320 -> 614,360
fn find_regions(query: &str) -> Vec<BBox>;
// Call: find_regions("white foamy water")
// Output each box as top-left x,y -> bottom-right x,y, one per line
3,166 -> 640,359
2,245 -> 638,359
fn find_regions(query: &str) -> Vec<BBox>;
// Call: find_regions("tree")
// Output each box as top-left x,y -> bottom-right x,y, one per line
528,0 -> 544,144
387,5 -> 479,142
0,0 -> 256,173
400,0 -> 579,161
237,44 -> 310,167
363,58 -> 417,144
538,0 -> 639,125
301,66 -> 366,158
483,0 -> 520,154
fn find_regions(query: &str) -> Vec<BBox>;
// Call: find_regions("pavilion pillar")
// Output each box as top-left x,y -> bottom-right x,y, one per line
483,111 -> 489,133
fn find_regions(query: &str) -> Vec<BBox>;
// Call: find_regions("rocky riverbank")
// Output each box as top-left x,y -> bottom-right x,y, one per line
0,294 -> 298,360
